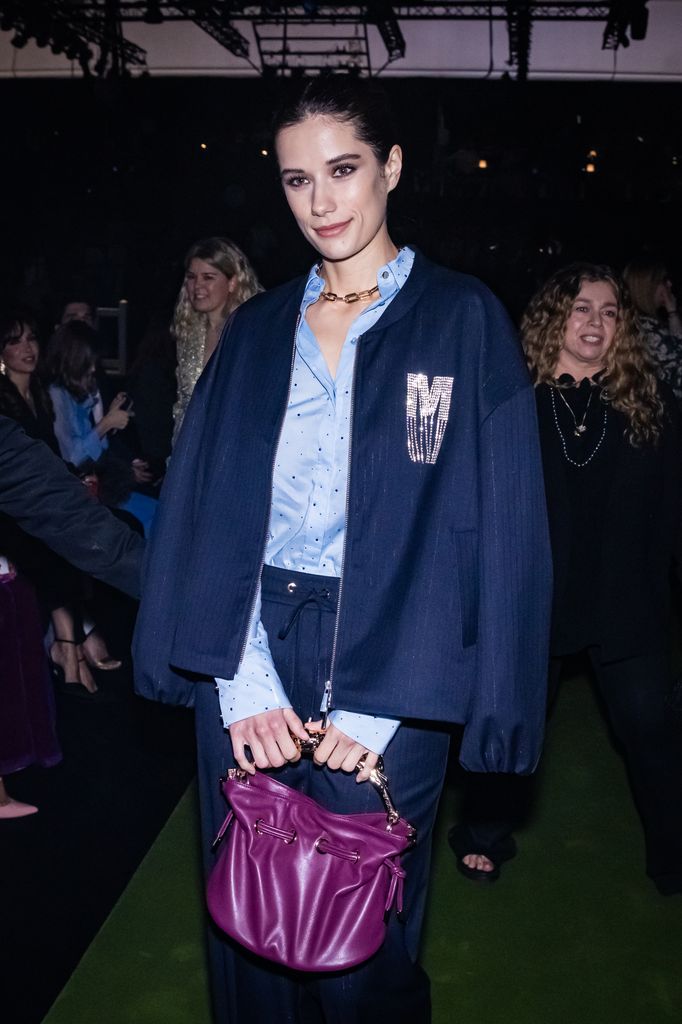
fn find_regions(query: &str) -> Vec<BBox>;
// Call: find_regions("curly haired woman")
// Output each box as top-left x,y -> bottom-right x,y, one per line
450,263 -> 682,896
171,237 -> 262,444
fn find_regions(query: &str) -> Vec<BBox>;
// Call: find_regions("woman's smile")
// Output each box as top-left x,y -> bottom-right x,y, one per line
314,220 -> 352,238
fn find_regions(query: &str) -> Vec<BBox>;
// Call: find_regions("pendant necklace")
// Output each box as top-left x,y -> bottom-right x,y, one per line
550,386 -> 608,468
556,386 -> 594,437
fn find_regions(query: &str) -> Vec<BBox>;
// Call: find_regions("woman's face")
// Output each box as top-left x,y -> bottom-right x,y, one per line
74,364 -> 97,398
653,275 -> 673,311
556,279 -> 619,377
276,114 -> 402,264
184,258 -> 236,316
1,323 -> 39,378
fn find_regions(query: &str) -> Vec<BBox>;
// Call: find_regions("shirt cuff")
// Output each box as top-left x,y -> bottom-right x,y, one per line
83,429 -> 106,462
328,710 -> 401,755
215,674 -> 292,729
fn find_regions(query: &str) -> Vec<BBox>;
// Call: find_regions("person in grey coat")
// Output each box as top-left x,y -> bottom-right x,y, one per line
0,414 -> 143,597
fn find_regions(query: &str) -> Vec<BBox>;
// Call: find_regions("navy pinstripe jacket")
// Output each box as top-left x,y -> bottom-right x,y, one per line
133,251 -> 552,774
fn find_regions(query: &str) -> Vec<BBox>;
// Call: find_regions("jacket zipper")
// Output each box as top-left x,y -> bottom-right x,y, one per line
237,314 -> 301,666
322,334 -> 362,722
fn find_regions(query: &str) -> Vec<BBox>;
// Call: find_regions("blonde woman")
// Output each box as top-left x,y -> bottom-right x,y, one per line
171,237 -> 262,444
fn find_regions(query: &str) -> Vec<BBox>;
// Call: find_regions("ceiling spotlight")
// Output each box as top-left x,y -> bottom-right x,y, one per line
603,0 -> 649,50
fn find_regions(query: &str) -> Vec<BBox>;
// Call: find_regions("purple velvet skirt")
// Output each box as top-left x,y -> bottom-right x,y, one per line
0,574 -> 61,775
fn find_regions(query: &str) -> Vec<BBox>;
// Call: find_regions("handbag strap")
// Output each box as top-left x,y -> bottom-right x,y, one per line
295,729 -> 403,829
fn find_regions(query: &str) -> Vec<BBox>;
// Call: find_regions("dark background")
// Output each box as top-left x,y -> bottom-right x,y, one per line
2,75 -> 681,347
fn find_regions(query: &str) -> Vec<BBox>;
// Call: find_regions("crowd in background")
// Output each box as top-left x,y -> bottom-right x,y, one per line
1,236 -> 681,903
0,236 -> 261,818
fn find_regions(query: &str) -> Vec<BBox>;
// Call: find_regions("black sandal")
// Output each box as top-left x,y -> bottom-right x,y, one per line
447,825 -> 517,884
50,638 -> 99,698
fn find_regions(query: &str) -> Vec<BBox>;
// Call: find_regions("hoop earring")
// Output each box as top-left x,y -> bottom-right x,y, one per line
0,358 -> 5,375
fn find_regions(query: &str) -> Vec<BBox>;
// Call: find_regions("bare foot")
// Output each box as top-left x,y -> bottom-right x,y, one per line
82,630 -> 122,671
462,854 -> 495,873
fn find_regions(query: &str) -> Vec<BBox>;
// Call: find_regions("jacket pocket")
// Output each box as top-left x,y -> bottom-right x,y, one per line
455,530 -> 479,648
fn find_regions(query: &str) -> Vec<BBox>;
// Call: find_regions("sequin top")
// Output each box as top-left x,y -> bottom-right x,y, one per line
172,323 -> 207,446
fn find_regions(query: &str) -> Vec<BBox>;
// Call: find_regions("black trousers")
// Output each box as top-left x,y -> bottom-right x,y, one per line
194,565 -> 451,1023
452,648 -> 682,893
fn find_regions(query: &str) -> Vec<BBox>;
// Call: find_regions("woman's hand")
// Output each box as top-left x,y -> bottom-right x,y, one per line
310,722 -> 379,783
131,458 -> 154,484
100,392 -> 133,434
228,708 -> 309,775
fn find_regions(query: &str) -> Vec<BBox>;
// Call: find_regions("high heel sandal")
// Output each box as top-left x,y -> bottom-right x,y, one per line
50,638 -> 98,697
82,629 -> 122,672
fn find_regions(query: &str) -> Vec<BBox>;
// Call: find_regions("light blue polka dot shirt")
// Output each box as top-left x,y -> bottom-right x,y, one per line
216,246 -> 415,754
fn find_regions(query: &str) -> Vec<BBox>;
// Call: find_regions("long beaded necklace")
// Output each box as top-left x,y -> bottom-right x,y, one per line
549,385 -> 608,467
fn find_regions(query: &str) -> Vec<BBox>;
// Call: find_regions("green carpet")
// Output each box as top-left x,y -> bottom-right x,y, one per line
44,671 -> 681,1024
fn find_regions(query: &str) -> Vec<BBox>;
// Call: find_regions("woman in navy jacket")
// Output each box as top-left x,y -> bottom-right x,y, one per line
134,77 -> 552,1023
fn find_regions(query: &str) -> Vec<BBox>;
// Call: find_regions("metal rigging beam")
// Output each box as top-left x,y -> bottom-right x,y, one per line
0,1 -> 632,79
62,3 -> 614,21
172,3 -> 251,59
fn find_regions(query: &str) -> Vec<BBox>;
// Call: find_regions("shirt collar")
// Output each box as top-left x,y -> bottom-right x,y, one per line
301,246 -> 414,310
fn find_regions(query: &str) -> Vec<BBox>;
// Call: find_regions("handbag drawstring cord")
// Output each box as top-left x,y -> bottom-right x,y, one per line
384,859 -> 406,914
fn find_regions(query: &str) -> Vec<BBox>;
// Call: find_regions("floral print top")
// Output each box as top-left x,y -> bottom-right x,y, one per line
641,314 -> 682,400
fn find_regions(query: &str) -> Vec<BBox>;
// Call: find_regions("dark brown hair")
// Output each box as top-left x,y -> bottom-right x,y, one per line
273,75 -> 398,165
0,311 -> 53,422
46,321 -> 99,400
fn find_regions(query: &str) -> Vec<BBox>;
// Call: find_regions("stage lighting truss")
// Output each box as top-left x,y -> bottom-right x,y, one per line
602,1 -> 649,50
0,2 -> 648,79
0,0 -> 148,74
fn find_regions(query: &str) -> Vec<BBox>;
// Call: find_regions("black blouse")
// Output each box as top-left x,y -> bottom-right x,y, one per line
538,375 -> 619,653
0,375 -> 60,455
535,373 -> 678,660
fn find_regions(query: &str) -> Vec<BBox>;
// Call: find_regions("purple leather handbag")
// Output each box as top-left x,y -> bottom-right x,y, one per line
206,758 -> 415,972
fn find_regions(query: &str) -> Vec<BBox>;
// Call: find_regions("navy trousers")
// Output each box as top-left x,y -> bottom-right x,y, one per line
194,566 -> 451,1023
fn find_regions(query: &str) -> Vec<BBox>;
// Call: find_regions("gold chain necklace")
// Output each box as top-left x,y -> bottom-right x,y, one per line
320,283 -> 379,304
556,386 -> 594,437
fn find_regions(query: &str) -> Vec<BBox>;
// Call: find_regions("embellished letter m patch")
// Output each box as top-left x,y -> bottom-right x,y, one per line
406,373 -> 454,465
